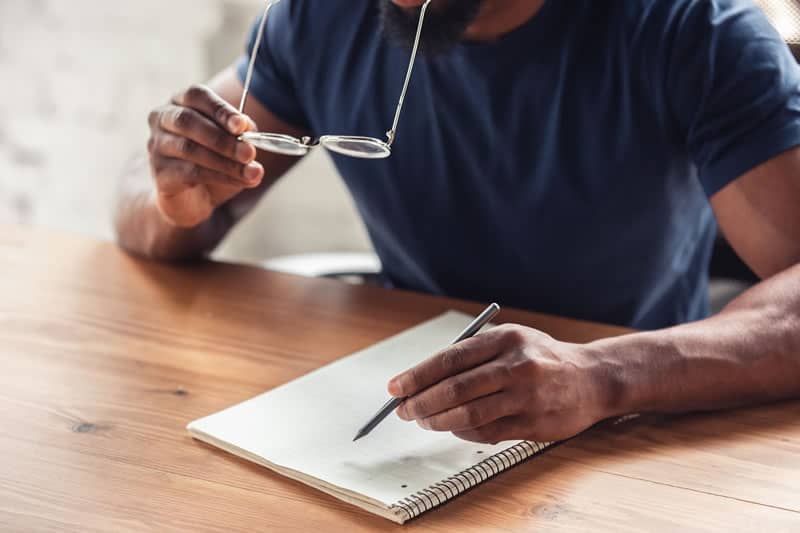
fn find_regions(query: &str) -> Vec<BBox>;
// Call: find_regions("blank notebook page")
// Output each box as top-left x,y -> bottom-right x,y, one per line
188,311 -> 531,508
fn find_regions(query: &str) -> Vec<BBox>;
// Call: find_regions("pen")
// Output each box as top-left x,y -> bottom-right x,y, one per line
353,303 -> 501,442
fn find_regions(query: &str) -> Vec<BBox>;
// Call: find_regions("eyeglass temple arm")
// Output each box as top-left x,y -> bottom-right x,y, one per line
386,0 -> 432,147
239,0 -> 281,113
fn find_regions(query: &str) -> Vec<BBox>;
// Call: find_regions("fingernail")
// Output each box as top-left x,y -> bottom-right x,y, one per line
235,142 -> 255,164
243,162 -> 262,182
388,377 -> 403,397
396,404 -> 409,421
228,114 -> 245,133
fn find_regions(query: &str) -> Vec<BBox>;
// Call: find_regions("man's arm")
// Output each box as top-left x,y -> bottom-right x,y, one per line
114,67 -> 308,261
387,148 -> 800,444
595,145 -> 800,416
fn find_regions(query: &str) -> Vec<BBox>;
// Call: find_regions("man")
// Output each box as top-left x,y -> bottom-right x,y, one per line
115,0 -> 800,445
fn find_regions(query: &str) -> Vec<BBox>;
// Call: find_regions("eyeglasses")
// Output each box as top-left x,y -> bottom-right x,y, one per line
238,0 -> 432,160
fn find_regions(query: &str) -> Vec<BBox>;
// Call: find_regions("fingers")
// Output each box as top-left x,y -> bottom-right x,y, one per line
156,104 -> 257,165
152,131 -> 262,186
173,84 -> 257,135
389,326 -> 513,397
153,158 -> 255,195
147,84 -> 265,197
415,391 -> 519,433
452,416 -> 525,445
397,361 -> 510,421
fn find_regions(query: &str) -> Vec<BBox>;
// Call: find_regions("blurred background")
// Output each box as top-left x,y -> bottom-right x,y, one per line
0,0 -> 371,266
0,0 -> 797,271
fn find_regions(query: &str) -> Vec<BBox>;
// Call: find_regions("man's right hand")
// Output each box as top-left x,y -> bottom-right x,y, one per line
147,84 -> 264,228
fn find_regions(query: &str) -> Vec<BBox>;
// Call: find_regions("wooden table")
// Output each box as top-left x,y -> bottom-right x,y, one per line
1,226 -> 799,532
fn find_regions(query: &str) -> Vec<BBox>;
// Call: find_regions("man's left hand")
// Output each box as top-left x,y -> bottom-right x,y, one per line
388,324 -> 618,444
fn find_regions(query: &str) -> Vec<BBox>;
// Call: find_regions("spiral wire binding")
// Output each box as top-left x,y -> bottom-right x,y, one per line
390,441 -> 553,521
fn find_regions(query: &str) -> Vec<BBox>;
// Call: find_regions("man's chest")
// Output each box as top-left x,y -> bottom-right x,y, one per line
311,45 -> 674,191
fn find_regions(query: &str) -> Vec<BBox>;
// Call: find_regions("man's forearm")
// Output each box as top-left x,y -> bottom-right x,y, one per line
591,263 -> 800,417
114,154 -> 232,261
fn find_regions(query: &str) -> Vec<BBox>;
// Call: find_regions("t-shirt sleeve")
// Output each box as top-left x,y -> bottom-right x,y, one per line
664,0 -> 800,197
235,0 -> 310,131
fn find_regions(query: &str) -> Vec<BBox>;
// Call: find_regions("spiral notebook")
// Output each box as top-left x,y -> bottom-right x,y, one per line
188,311 -> 553,523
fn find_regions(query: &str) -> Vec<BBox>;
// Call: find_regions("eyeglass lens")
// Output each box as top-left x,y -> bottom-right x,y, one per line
320,136 -> 391,159
240,132 -> 309,156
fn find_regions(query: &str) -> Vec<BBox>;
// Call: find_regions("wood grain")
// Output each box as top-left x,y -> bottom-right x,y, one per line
1,225 -> 799,532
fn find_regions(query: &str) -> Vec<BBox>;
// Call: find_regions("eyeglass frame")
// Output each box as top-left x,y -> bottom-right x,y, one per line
237,0 -> 433,160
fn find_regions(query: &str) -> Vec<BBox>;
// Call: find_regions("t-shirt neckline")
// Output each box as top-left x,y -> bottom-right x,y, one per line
453,0 -> 563,57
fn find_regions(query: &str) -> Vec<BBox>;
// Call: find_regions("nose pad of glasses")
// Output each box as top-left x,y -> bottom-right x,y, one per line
319,135 -> 391,159
239,132 -> 309,157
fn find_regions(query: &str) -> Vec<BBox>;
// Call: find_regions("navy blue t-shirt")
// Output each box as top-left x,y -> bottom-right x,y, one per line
238,0 -> 800,329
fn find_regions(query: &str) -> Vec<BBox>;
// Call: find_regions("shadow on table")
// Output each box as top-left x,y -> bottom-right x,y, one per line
560,400 -> 800,461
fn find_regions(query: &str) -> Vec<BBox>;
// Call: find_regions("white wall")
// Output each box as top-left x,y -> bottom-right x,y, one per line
0,0 -> 371,262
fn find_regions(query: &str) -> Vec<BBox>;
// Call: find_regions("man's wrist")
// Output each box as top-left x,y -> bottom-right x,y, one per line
140,190 -> 230,261
582,331 -> 674,419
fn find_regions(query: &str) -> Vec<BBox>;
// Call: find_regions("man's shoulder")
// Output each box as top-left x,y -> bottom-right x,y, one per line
601,0 -> 782,74
614,0 -> 771,35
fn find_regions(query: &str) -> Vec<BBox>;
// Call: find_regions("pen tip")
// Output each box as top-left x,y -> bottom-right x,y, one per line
353,430 -> 367,442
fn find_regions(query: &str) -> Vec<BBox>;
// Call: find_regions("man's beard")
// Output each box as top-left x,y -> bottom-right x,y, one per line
379,0 -> 484,55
